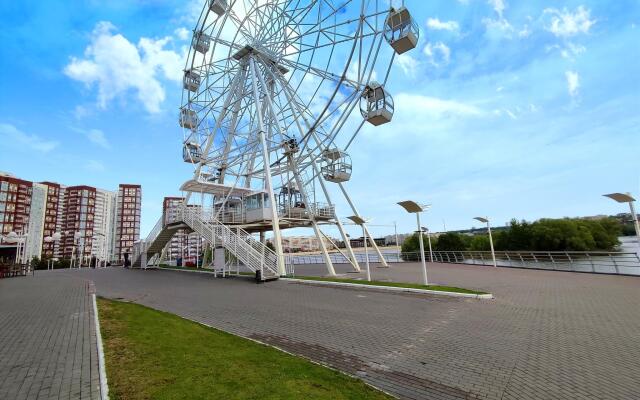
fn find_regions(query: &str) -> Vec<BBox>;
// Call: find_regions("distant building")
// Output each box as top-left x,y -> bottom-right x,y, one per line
113,184 -> 142,262
162,197 -> 201,262
275,236 -> 334,252
0,172 -> 141,264
349,237 -> 386,248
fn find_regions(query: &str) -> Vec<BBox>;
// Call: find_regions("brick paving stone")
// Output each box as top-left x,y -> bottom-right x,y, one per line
0,273 -> 101,400
13,262 -> 640,400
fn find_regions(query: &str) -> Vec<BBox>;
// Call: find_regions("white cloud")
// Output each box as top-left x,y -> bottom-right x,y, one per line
566,70 -> 580,97
396,93 -> 484,118
86,129 -> 111,149
64,22 -> 184,114
423,42 -> 451,67
0,123 -> 59,153
426,18 -> 460,32
488,0 -> 507,19
395,54 -> 419,78
482,0 -> 515,37
544,6 -> 596,38
561,43 -> 586,59
518,25 -> 532,38
174,27 -> 190,40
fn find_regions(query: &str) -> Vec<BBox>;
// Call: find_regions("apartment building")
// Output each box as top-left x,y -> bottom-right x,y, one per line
113,184 -> 141,262
162,197 -> 201,262
0,172 -> 32,236
0,172 -> 141,263
40,182 -> 62,258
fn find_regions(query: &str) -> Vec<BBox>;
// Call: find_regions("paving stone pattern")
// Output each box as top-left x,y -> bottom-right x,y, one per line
0,273 -> 101,400
63,264 -> 640,400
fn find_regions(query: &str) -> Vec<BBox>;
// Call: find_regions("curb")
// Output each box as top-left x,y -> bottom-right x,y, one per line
156,267 -> 493,299
281,278 -> 494,299
92,293 -> 110,400
158,267 -> 217,275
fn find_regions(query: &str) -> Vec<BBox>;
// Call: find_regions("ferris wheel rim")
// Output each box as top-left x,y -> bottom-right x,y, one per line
180,0 -> 406,186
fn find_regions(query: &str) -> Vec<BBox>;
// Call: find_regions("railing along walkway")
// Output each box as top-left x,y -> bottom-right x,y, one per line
290,250 -> 640,276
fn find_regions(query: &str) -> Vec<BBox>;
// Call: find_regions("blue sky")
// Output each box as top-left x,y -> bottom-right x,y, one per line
1,0 -> 639,238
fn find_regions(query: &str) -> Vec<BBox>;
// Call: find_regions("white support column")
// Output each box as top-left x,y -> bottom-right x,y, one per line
416,213 -> 428,285
308,147 -> 360,272
254,59 -> 336,276
272,74 -> 360,272
629,201 -> 640,249
338,183 -> 389,267
249,57 -> 286,276
291,165 -> 336,276
487,221 -> 497,268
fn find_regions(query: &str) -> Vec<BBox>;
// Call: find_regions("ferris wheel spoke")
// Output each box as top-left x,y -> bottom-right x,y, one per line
276,57 -> 361,90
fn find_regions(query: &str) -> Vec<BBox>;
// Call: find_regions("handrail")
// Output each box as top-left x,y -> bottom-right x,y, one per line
178,203 -> 280,277
286,249 -> 640,276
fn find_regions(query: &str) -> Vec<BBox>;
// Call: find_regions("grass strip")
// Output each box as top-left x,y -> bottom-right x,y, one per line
293,276 -> 488,295
98,298 -> 391,400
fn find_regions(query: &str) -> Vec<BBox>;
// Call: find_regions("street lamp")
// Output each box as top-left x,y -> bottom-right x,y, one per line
421,226 -> 434,263
397,201 -> 431,285
347,215 -> 371,281
474,217 -> 497,268
604,192 -> 640,248
44,232 -> 62,270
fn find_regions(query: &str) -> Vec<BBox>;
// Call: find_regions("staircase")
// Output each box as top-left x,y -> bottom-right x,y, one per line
132,203 -> 281,280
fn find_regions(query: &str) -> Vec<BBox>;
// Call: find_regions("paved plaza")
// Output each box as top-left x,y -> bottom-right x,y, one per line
0,273 -> 101,400
1,263 -> 640,400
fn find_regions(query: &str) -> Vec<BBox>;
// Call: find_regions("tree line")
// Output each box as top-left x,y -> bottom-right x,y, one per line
401,217 -> 623,253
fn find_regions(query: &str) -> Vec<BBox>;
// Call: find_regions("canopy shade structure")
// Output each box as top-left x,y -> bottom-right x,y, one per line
179,179 -> 261,197
603,193 -> 636,203
347,215 -> 368,225
474,217 -> 489,223
397,200 -> 430,213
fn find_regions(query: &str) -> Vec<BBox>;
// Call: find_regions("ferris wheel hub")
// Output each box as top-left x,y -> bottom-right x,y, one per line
232,44 -> 289,74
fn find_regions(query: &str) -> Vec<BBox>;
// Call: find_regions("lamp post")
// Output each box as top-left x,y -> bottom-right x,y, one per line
421,227 -> 434,262
347,215 -> 371,281
397,201 -> 431,285
394,221 -> 401,261
474,217 -> 497,268
5,231 -> 25,264
604,192 -> 640,249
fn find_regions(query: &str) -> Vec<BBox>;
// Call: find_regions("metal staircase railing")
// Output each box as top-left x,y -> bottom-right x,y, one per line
178,204 -> 280,278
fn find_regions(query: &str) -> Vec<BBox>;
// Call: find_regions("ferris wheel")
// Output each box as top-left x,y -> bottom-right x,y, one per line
178,0 -> 419,275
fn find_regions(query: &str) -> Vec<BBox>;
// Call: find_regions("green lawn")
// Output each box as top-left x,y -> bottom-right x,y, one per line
156,265 -> 486,295
293,276 -> 488,295
98,298 -> 391,400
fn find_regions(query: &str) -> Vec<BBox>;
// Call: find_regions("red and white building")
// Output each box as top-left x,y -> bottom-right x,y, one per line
0,172 -> 141,264
162,196 -> 202,263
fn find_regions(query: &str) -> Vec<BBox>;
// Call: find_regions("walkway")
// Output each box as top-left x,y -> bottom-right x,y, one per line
64,264 -> 640,400
0,273 -> 101,400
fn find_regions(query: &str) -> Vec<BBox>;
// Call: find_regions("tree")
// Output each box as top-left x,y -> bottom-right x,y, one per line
434,232 -> 468,251
469,235 -> 491,251
401,233 -> 435,253
495,219 -> 533,251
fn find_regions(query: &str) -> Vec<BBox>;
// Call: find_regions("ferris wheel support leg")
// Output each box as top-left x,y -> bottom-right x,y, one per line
338,183 -> 390,267
255,62 -> 337,277
249,57 -> 286,276
290,167 -> 337,276
273,73 -> 360,272
309,144 -> 360,272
